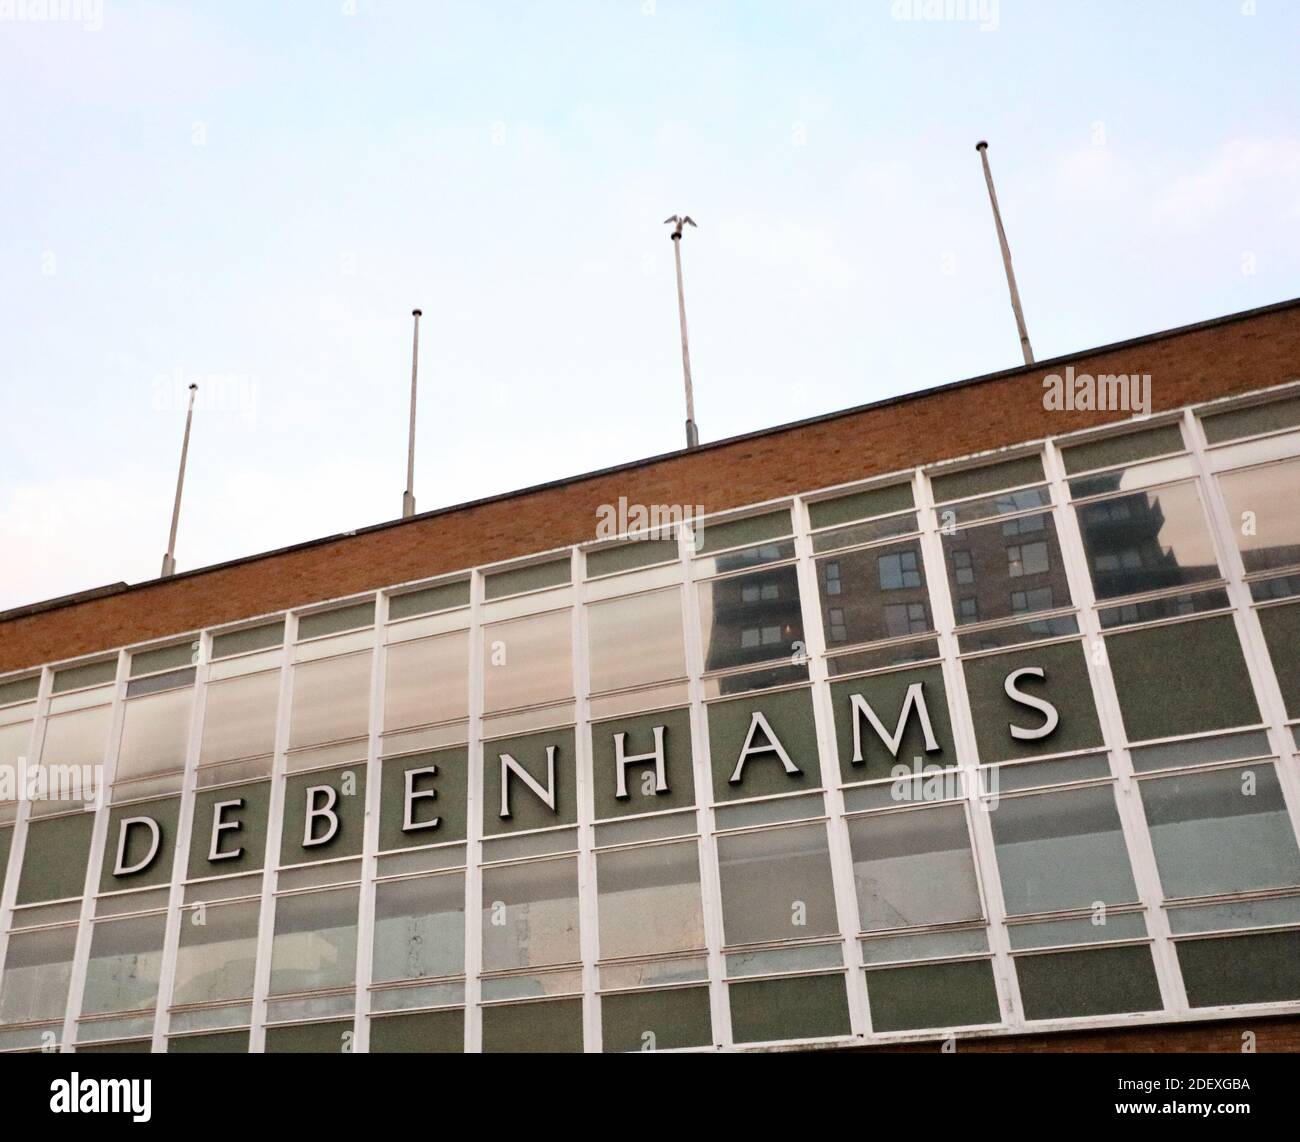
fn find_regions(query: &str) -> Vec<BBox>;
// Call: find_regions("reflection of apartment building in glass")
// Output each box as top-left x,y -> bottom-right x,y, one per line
4,299 -> 1300,1054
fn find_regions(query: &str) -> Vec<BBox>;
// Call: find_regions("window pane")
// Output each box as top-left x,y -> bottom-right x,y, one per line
596,841 -> 704,959
200,671 -> 280,764
866,958 -> 1001,1032
0,925 -> 77,1024
269,886 -> 360,994
990,786 -> 1139,915
172,899 -> 260,1005
1217,459 -> 1300,573
480,856 -> 580,972
482,611 -> 573,712
81,913 -> 167,1015
728,973 -> 850,1043
1139,764 -> 1300,898
1106,617 -> 1259,741
288,653 -> 372,748
1177,930 -> 1300,1007
40,705 -> 111,767
717,823 -> 839,945
588,589 -> 687,693
817,541 -> 931,649
1015,945 -> 1161,1020
1075,482 -> 1220,600
699,566 -> 804,672
601,986 -> 712,1051
384,632 -> 469,730
117,688 -> 193,781
847,806 -> 982,931
372,872 -> 465,982
942,516 -> 1070,626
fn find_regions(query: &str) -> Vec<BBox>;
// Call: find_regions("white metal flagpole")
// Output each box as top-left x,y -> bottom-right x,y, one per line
665,214 -> 700,448
403,308 -> 422,518
160,383 -> 198,578
975,141 -> 1035,366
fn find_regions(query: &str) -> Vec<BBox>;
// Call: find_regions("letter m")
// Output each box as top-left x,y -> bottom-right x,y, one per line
850,683 -> 940,764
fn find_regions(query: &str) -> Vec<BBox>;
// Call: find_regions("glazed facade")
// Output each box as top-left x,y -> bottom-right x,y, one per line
1,384 -> 1299,1052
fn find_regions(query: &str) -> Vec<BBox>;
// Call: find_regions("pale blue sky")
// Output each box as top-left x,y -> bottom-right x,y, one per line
1,0 -> 1297,610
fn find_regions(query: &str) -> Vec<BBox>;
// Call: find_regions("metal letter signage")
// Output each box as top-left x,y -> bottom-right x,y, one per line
849,682 -> 941,764
499,748 -> 557,819
729,711 -> 800,784
613,725 -> 668,799
303,785 -> 341,847
208,798 -> 245,862
113,816 -> 161,877
1004,667 -> 1060,741
403,765 -> 441,832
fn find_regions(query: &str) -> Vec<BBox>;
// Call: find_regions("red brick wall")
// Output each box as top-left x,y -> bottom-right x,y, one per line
3,301 -> 1298,674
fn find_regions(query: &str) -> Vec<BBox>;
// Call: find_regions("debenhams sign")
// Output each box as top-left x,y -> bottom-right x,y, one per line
107,660 -> 1076,881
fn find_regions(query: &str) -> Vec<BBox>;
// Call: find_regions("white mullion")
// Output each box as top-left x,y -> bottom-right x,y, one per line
790,494 -> 869,1040
680,526 -> 731,1048
1182,408 -> 1300,852
150,633 -> 210,1051
571,547 -> 601,1051
464,571 -> 485,1052
1041,436 -> 1186,1014
60,648 -> 129,1051
351,594 -> 387,1054
247,616 -> 297,1053
913,468 -> 1022,1031
0,666 -> 50,1045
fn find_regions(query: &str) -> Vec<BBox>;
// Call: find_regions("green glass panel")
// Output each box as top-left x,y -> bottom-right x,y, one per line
264,1020 -> 353,1054
1257,602 -> 1300,719
18,813 -> 95,904
298,602 -> 375,641
481,999 -> 584,1053
1106,616 -> 1259,741
1061,424 -> 1185,474
388,581 -> 470,620
0,676 -> 40,705
74,1039 -> 152,1054
379,748 -> 469,849
188,781 -> 271,879
100,797 -> 180,892
707,687 -> 821,802
279,765 -> 367,866
931,455 -> 1044,503
729,974 -> 850,1043
808,484 -> 914,530
52,661 -> 116,693
830,664 -> 953,782
130,642 -> 198,677
482,728 -> 577,835
211,621 -> 284,659
602,987 -> 712,1051
962,640 -> 1103,763
586,539 -> 679,578
369,1009 -> 464,1053
168,1030 -> 250,1053
694,510 -> 791,555
866,958 -> 1000,1031
1202,396 -> 1300,444
484,560 -> 570,600
1178,930 -> 1300,1007
590,708 -> 695,819
1015,945 -> 1162,1019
